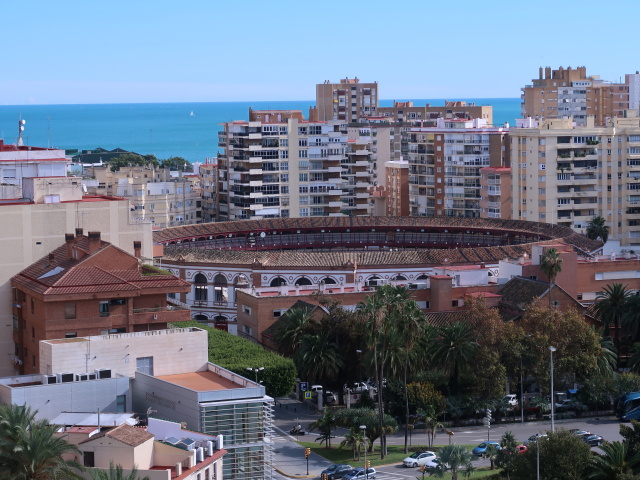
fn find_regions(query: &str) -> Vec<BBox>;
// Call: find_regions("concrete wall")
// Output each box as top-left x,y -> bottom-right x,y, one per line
0,376 -> 131,421
40,328 -> 208,377
0,198 -> 152,377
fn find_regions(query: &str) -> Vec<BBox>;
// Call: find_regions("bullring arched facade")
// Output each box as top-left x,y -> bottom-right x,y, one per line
154,216 -> 601,333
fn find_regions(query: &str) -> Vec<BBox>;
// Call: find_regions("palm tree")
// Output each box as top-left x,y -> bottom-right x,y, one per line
432,444 -> 475,480
597,335 -> 618,377
0,416 -> 84,479
91,463 -> 151,480
586,216 -> 610,243
622,295 -> 640,343
394,299 -> 425,454
596,283 -> 632,367
339,428 -> 369,461
540,247 -> 563,308
430,321 -> 478,395
309,409 -> 337,449
484,444 -> 500,470
586,441 -> 640,480
418,406 -> 443,448
271,306 -> 317,356
294,332 -> 344,384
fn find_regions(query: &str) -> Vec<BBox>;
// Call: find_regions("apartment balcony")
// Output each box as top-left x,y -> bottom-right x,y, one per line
130,305 -> 191,325
249,168 -> 263,175
354,160 -> 370,167
248,133 -> 262,140
328,201 -> 343,208
327,166 -> 342,173
355,171 -> 370,178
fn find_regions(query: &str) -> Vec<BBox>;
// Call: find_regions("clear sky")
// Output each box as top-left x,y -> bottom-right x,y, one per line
2,0 -> 639,105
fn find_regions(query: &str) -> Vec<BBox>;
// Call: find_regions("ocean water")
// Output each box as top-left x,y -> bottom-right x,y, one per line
0,98 -> 520,163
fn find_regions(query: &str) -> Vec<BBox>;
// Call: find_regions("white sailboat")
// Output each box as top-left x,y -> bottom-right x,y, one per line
190,111 -> 195,117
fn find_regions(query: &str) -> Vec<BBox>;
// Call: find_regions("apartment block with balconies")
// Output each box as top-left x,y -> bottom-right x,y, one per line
316,77 -> 378,123
510,111 -> 640,247
216,110 -> 348,221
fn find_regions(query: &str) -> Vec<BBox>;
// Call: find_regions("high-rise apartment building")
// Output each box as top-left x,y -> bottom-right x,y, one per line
378,100 -> 493,126
216,110 -> 348,220
402,119 -> 510,217
521,66 -> 639,127
316,78 -> 378,123
510,112 -> 640,247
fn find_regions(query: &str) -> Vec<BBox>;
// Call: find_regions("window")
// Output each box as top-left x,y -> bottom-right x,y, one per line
299,208 -> 309,217
136,357 -> 154,376
116,395 -> 126,413
65,332 -> 77,338
194,273 -> 208,302
99,301 -> 109,317
31,327 -> 35,341
30,298 -> 34,315
84,452 -> 95,468
242,305 -> 252,315
299,150 -> 308,158
299,173 -> 308,182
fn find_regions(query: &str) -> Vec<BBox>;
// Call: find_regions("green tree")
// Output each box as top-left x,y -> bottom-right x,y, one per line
540,247 -> 563,308
295,332 -> 344,384
107,153 -> 158,172
511,429 -> 591,480
271,306 -> 317,356
431,444 -> 475,480
623,296 -> 640,344
91,463 -> 151,480
160,156 -> 191,171
587,441 -> 640,480
620,420 -> 640,460
483,443 -> 500,470
587,215 -> 610,243
598,335 -> 619,377
430,321 -> 478,395
596,283 -> 632,366
0,404 -> 84,480
417,405 -> 444,448
496,431 -> 518,480
333,408 -> 397,453
339,428 -> 369,461
309,409 -> 338,449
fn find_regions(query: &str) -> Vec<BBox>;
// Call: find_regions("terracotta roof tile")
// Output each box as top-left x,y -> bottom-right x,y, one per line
79,424 -> 153,447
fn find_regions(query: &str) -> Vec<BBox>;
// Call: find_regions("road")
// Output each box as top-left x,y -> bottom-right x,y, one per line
271,397 -> 624,478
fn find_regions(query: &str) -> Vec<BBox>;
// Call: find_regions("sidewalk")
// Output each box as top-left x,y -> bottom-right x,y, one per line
271,431 -> 332,478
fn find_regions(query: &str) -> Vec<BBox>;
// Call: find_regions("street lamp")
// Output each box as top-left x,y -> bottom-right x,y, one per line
549,346 -> 557,433
246,367 -> 264,384
360,425 -> 367,480
521,334 -> 532,423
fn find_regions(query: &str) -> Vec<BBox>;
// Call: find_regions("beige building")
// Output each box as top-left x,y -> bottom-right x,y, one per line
378,100 -> 493,126
510,112 -> 640,247
200,161 -> 217,222
216,110 -> 346,220
83,165 -> 202,227
0,177 -> 152,377
521,66 -> 640,127
479,166 -> 512,219
316,77 -> 379,123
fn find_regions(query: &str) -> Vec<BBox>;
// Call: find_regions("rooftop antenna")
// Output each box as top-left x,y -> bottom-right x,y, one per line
17,118 -> 26,147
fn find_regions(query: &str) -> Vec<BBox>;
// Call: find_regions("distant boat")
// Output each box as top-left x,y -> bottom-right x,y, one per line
190,111 -> 195,117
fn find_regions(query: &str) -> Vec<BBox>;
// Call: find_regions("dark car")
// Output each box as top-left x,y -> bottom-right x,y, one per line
583,434 -> 604,447
321,464 -> 353,480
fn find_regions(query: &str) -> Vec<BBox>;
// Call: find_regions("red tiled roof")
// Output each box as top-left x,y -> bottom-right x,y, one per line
13,235 -> 189,297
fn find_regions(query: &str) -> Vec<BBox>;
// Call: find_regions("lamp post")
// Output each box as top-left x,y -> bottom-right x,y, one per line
246,367 -> 264,384
549,346 -> 557,433
521,334 -> 532,423
360,425 -> 367,480
536,436 -> 540,480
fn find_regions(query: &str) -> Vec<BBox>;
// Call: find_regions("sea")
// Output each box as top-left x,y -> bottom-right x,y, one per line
0,98 -> 520,163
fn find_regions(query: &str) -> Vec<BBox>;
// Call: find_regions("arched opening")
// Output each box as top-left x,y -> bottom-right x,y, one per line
393,274 -> 407,282
366,276 -> 382,287
295,277 -> 312,286
214,315 -> 228,332
194,273 -> 208,302
321,277 -> 337,285
235,274 -> 250,287
194,314 -> 209,324
270,277 -> 287,287
416,274 -> 430,281
213,274 -> 228,303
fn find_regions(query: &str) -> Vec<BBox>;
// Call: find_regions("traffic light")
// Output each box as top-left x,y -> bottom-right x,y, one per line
322,474 -> 327,480
421,465 -> 427,473
304,447 -> 311,458
366,460 -> 371,468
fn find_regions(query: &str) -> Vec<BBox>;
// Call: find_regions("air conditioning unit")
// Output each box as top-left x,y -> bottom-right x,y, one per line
76,373 -> 97,381
43,374 -> 57,385
95,368 -> 112,379
58,372 -> 74,383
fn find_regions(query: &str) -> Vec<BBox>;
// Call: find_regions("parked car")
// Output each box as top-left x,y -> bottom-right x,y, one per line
402,451 -> 437,467
569,429 -> 591,439
583,434 -> 604,447
341,468 -> 376,480
472,442 -> 501,456
424,458 -> 447,472
524,434 -> 548,445
352,382 -> 376,394
325,391 -> 338,404
503,394 -> 518,407
321,464 -> 352,480
310,385 -> 324,393
515,444 -> 528,454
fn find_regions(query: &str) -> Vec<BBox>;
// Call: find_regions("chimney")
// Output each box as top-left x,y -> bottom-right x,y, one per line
75,227 -> 83,237
48,253 -> 55,267
88,232 -> 101,255
65,233 -> 74,259
133,241 -> 142,259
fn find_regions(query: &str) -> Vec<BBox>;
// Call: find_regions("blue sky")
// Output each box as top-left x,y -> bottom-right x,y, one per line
2,0 -> 638,105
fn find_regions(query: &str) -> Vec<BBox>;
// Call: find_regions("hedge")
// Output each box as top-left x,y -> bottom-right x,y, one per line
172,321 -> 296,398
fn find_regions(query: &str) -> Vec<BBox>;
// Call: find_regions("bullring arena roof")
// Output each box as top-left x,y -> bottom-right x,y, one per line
154,217 -> 602,268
